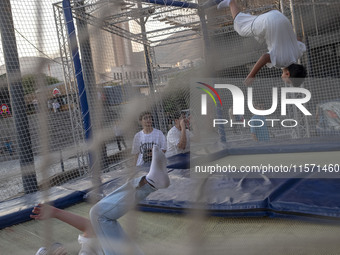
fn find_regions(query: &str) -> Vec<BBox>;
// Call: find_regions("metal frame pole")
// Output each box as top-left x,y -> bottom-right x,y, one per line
0,0 -> 37,193
198,6 -> 226,143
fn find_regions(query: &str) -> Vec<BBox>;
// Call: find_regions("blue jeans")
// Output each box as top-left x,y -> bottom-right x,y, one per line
90,177 -> 156,255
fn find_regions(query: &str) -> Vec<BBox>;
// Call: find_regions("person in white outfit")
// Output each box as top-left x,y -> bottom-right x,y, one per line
217,0 -> 307,86
166,112 -> 193,157
132,111 -> 167,166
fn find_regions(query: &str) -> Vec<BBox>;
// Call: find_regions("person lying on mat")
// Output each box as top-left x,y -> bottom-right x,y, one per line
32,145 -> 170,255
216,0 -> 307,86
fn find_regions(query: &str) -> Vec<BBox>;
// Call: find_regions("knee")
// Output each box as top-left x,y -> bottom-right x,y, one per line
89,199 -> 122,224
89,203 -> 102,225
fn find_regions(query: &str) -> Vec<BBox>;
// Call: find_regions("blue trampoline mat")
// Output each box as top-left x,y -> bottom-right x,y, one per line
138,170 -> 340,222
2,169 -> 340,229
2,136 -> 340,229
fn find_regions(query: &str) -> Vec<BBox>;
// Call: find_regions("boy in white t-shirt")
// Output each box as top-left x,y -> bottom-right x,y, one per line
217,0 -> 307,86
132,111 -> 167,166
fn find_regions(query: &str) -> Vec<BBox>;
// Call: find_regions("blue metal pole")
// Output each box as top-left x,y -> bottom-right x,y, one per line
62,0 -> 92,141
142,0 -> 199,9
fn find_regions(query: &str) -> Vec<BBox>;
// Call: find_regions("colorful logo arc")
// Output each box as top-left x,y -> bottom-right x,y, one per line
196,82 -> 222,106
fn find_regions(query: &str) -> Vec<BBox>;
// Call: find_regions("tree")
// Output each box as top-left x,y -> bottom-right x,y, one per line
22,74 -> 60,95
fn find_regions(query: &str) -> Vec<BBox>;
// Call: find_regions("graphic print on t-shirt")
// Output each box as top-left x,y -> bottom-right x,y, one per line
140,142 -> 155,163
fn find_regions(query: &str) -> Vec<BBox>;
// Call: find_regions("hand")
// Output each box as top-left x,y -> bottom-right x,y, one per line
30,203 -> 56,220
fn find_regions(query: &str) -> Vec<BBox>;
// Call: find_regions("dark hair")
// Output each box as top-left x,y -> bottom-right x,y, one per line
287,63 -> 307,87
139,111 -> 152,121
172,111 -> 182,120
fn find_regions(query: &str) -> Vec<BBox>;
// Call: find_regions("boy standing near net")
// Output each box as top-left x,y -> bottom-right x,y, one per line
216,0 -> 307,86
132,111 -> 167,166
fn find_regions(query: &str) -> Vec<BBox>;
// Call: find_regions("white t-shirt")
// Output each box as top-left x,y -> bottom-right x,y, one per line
131,128 -> 167,166
78,235 -> 103,255
166,126 -> 192,157
234,10 -> 306,68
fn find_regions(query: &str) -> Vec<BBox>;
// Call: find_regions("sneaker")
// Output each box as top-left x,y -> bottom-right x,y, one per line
145,145 -> 170,189
35,247 -> 47,255
35,242 -> 66,255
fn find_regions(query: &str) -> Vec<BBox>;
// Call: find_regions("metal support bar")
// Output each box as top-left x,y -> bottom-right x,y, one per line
0,0 -> 38,193
53,3 -> 87,174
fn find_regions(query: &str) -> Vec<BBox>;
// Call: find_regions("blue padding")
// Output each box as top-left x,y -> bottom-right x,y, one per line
271,178 -> 340,217
132,167 -> 340,221
138,180 -> 340,221
167,152 -> 190,169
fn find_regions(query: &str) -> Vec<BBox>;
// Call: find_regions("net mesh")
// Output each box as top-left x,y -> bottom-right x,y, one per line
0,0 -> 340,253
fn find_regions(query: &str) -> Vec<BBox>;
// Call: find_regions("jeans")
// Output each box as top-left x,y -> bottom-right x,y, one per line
90,177 -> 156,255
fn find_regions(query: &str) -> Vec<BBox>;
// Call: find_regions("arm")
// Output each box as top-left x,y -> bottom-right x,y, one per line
177,119 -> 187,150
31,204 -> 95,238
244,53 -> 271,86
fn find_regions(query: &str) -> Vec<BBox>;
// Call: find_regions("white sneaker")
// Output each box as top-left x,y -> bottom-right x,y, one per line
35,247 -> 47,255
217,0 -> 231,9
35,243 -> 66,255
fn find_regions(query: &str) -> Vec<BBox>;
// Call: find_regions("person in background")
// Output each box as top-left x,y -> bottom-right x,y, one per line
250,101 -> 270,142
131,111 -> 166,166
228,107 -> 244,134
166,111 -> 193,157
